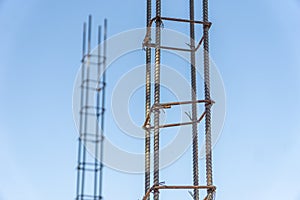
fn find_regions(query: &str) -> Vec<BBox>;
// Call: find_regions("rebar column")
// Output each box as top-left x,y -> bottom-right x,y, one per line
75,16 -> 107,200
153,0 -> 161,200
145,0 -> 152,199
189,1 -> 199,200
203,0 -> 213,191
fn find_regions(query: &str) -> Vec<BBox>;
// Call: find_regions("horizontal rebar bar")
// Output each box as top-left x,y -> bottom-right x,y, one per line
142,185 -> 216,200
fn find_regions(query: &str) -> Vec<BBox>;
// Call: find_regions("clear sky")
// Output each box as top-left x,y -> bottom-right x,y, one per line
1,0 -> 300,200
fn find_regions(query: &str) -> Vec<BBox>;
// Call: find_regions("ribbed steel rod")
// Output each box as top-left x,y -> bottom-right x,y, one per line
203,0 -> 213,190
153,0 -> 161,200
189,0 -> 199,200
145,0 -> 151,198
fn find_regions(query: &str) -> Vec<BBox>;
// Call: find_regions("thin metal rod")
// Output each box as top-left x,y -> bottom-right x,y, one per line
155,185 -> 216,190
93,25 -> 102,200
146,111 -> 206,130
158,99 -> 213,107
80,14 -> 92,198
145,41 -> 201,52
143,99 -> 214,128
76,22 -> 87,200
149,16 -> 211,26
203,0 -> 213,190
189,1 -> 199,200
99,18 -> 107,200
145,0 -> 151,198
153,0 -> 161,200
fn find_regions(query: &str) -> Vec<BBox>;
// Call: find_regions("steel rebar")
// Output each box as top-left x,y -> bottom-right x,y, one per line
153,0 -> 161,200
76,21 -> 87,200
203,0 -> 213,192
189,0 -> 199,200
98,18 -> 107,200
145,0 -> 152,199
80,15 -> 92,198
93,25 -> 102,200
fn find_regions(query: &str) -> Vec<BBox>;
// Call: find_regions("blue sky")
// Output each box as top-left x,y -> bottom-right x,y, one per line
0,0 -> 300,200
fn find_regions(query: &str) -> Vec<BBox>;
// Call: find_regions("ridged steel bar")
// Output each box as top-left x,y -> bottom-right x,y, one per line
153,0 -> 161,200
189,0 -> 199,200
203,0 -> 213,191
145,0 -> 151,198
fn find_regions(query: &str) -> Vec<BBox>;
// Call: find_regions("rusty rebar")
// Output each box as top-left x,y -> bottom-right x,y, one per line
153,0 -> 162,200
203,0 -> 214,194
145,0 -> 152,199
189,0 -> 199,199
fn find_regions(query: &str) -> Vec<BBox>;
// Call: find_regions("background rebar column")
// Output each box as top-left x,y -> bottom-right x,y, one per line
189,1 -> 199,200
153,0 -> 161,200
145,0 -> 151,198
75,16 -> 107,200
203,0 -> 213,191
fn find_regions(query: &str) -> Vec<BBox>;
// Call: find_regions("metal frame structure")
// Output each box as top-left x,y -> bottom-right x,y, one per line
143,0 -> 216,200
76,15 -> 107,200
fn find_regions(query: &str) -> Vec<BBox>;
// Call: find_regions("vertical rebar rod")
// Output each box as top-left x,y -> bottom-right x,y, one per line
99,18 -> 107,200
203,0 -> 213,190
76,22 -> 87,200
81,14 -> 92,198
153,0 -> 161,200
145,0 -> 152,198
93,25 -> 102,200
189,1 -> 199,200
